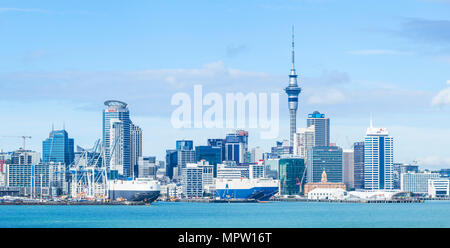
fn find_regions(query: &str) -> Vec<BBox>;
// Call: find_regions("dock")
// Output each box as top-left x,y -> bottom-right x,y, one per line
0,201 -> 148,206
271,197 -> 424,203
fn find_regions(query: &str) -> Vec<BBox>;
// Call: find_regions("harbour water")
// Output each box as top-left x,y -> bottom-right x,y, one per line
1,200 -> 450,228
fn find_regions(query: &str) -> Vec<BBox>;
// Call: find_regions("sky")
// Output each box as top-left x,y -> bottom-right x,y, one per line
0,0 -> 450,169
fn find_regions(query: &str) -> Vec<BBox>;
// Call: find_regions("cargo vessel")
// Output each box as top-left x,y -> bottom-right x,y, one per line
108,178 -> 160,203
215,178 -> 279,201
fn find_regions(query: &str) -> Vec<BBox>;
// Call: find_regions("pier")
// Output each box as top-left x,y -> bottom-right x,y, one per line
0,200 -> 148,206
271,197 -> 424,203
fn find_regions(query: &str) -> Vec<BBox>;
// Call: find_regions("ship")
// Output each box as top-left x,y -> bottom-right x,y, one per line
108,178 -> 160,203
215,178 -> 279,201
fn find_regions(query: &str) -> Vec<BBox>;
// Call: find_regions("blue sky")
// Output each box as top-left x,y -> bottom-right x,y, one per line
0,0 -> 450,169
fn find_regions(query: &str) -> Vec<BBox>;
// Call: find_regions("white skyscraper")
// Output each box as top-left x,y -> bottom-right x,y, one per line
250,146 -> 264,163
109,118 -> 125,175
130,123 -> 142,178
293,125 -> 315,157
364,122 -> 394,190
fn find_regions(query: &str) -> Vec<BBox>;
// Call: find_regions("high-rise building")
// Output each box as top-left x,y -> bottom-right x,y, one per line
293,126 -> 315,157
177,141 -> 195,178
307,111 -> 330,147
195,145 -> 222,177
364,124 -> 394,190
307,146 -> 343,183
181,161 -> 213,198
103,100 -> 131,178
353,141 -> 364,190
271,140 -> 292,158
130,124 -> 142,178
250,146 -> 264,163
279,157 -> 306,195
176,140 -> 193,151
109,118 -> 126,177
181,163 -> 203,198
7,163 -> 50,196
165,149 -> 178,180
42,129 -> 74,169
224,130 -> 248,164
343,149 -> 354,189
137,156 -> 157,178
264,158 -> 280,180
207,138 -> 225,162
284,27 -> 301,148
11,150 -> 40,165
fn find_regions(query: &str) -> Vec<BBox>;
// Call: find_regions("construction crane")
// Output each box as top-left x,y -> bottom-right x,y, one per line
0,136 -> 32,150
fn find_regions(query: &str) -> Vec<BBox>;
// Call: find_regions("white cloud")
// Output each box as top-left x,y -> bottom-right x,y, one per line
431,80 -> 450,106
0,8 -> 44,13
347,49 -> 407,55
307,88 -> 346,105
417,156 -> 450,170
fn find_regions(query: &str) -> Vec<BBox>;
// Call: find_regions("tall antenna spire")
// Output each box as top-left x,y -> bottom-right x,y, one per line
370,113 -> 373,128
291,25 -> 295,71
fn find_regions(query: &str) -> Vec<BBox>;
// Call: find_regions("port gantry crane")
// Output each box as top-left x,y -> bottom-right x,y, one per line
69,139 -> 109,201
69,136 -> 121,201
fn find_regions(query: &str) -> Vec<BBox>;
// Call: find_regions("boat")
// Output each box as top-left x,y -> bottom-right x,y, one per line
215,178 -> 279,201
108,178 -> 160,203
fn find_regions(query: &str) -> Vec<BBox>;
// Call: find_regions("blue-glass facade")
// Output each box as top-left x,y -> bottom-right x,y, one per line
307,146 -> 343,183
364,134 -> 394,190
42,130 -> 74,167
195,146 -> 222,177
224,131 -> 248,164
307,111 -> 330,147
165,149 -> 178,179
279,157 -> 306,195
207,138 -> 225,162
176,140 -> 193,151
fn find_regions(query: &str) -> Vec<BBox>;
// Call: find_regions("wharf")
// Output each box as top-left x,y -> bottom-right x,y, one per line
271,197 -> 424,203
0,201 -> 147,205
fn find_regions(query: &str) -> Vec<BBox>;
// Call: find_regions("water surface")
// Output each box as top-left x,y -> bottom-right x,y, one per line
1,201 -> 449,228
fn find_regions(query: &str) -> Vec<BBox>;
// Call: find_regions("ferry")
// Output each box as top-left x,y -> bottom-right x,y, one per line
108,178 -> 160,203
215,178 -> 279,201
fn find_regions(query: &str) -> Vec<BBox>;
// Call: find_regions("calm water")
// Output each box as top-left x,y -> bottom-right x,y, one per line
1,201 -> 450,228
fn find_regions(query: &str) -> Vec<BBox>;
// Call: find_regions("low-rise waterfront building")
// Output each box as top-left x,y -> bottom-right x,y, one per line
400,172 -> 440,194
428,178 -> 450,198
304,170 -> 346,195
307,188 -> 347,200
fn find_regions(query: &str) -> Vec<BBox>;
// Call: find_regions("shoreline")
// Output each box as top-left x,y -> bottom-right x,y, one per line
0,198 -> 437,205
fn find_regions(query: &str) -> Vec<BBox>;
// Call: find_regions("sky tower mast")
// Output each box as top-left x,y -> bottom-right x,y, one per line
284,26 -> 302,148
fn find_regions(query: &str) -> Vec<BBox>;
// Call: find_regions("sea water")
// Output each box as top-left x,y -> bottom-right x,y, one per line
1,201 -> 449,228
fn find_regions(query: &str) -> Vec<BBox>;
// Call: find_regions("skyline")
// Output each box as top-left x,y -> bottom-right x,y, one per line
1,0 -> 450,169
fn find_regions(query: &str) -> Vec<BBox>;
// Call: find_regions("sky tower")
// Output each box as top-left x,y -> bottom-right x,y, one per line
284,26 -> 301,148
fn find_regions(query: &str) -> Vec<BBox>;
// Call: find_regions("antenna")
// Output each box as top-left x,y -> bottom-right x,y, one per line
370,113 -> 373,128
291,25 -> 295,69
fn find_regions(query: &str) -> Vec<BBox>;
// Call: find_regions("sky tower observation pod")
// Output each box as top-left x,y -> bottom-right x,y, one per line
104,100 -> 128,108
